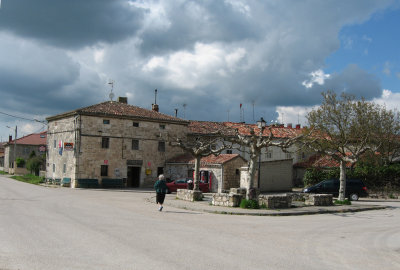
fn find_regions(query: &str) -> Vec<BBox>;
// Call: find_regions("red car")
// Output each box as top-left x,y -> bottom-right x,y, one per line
166,178 -> 210,193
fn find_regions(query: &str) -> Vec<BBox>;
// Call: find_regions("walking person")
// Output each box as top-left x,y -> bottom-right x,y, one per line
154,174 -> 168,211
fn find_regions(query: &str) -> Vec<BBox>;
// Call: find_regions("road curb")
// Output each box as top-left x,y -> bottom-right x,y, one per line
156,197 -> 389,216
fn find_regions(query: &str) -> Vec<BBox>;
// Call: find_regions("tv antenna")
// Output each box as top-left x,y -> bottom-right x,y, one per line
108,80 -> 115,101
183,103 -> 187,119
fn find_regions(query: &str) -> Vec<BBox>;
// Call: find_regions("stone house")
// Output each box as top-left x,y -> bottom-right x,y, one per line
3,132 -> 47,174
46,98 -> 188,188
165,153 -> 247,192
0,142 -> 5,170
187,121 -> 313,189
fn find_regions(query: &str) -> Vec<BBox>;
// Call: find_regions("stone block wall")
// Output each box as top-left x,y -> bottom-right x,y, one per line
258,194 -> 292,209
305,194 -> 333,206
176,189 -> 203,201
212,193 -> 242,207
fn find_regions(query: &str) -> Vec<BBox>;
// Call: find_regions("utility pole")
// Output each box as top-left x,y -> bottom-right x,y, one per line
14,126 -> 17,170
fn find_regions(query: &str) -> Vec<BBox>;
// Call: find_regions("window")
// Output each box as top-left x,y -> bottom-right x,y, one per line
52,164 -> 55,173
226,149 -> 233,154
63,163 -> 66,173
159,124 -> 166,130
236,169 -> 240,175
158,141 -> 165,152
54,140 -> 57,149
102,137 -> 109,148
266,150 -> 273,159
101,165 -> 108,176
133,122 -> 139,127
103,119 -> 110,124
285,153 -> 292,159
132,139 -> 139,150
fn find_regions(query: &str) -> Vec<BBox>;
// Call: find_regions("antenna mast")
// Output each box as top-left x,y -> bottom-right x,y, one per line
108,80 -> 115,101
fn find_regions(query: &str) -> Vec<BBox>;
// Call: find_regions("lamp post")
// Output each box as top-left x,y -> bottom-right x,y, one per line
256,117 -> 266,189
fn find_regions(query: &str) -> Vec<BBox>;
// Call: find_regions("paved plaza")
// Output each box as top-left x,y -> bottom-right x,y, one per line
1,175 -> 399,270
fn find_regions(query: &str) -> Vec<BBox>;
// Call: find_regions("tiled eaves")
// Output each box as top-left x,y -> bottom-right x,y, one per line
188,121 -> 304,139
46,101 -> 189,125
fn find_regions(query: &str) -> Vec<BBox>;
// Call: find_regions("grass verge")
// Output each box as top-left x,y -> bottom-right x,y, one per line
0,170 -> 8,175
11,174 -> 44,185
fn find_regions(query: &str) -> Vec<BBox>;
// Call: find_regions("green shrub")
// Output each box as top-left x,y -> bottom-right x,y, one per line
334,199 -> 351,205
16,157 -> 25,168
240,199 -> 259,209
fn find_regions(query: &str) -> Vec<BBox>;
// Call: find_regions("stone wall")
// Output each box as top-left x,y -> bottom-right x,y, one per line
305,194 -> 333,206
212,193 -> 242,207
176,189 -> 203,201
222,157 -> 246,192
258,194 -> 292,209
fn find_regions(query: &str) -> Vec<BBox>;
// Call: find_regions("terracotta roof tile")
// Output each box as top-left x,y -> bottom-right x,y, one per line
5,131 -> 47,146
47,101 -> 188,124
188,121 -> 303,138
294,154 -> 352,168
167,153 -> 243,165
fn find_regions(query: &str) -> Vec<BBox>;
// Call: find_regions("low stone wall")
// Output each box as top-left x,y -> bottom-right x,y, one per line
305,194 -> 333,206
258,194 -> 292,209
176,189 -> 203,201
212,193 -> 243,207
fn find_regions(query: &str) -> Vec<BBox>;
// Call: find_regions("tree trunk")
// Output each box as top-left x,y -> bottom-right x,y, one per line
193,156 -> 201,191
247,156 -> 258,200
338,160 -> 347,201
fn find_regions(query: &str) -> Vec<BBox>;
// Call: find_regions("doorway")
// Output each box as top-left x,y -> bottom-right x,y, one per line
127,166 -> 141,187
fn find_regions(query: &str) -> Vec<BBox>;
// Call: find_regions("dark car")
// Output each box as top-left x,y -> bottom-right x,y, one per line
303,179 -> 368,201
166,178 -> 210,193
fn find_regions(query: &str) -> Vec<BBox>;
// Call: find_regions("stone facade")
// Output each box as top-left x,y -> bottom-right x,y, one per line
258,194 -> 292,209
305,194 -> 333,206
46,100 -> 187,188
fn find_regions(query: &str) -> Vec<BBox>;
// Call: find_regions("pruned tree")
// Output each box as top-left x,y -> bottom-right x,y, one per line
303,91 -> 386,201
227,123 -> 301,199
175,133 -> 233,192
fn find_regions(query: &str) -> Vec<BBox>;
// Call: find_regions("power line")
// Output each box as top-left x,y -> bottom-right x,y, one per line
0,111 -> 46,124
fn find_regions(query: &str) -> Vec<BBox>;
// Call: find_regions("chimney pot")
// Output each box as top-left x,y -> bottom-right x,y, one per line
9,135 -> 12,142
152,104 -> 159,112
118,97 -> 128,104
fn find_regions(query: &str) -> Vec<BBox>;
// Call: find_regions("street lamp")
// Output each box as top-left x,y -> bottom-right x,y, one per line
256,118 -> 266,189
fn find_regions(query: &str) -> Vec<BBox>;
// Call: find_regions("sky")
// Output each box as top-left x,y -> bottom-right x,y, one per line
1,0 -> 400,141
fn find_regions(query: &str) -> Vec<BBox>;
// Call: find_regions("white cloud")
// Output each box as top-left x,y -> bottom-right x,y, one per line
373,89 -> 400,111
142,42 -> 247,89
302,69 -> 331,88
276,105 -> 315,127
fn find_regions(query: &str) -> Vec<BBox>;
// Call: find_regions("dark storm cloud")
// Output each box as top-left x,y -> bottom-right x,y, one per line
138,1 -> 259,55
0,0 -> 145,48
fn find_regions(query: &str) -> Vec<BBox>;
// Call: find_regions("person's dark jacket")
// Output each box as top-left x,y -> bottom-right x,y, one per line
154,180 -> 168,194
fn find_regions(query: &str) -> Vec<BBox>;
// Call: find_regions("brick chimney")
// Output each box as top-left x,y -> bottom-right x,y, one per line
296,124 -> 301,129
118,97 -> 128,104
287,123 -> 292,128
152,104 -> 159,112
9,135 -> 12,142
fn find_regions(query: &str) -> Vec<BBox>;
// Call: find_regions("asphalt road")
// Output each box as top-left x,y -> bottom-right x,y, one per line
1,175 -> 399,270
